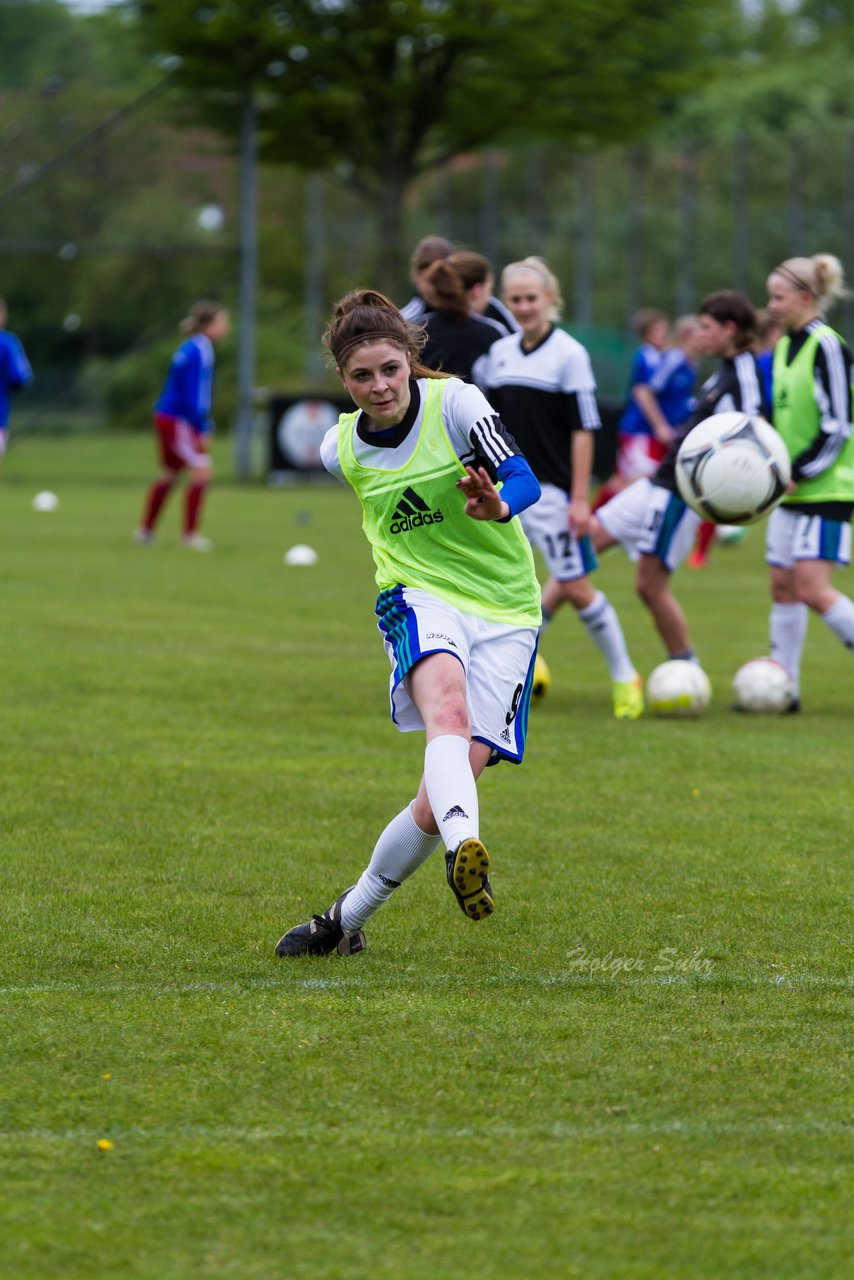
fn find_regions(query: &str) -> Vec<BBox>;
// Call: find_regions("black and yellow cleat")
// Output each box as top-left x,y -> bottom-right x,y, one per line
445,839 -> 494,921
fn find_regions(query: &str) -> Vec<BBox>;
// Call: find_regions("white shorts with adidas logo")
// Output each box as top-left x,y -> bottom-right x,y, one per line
375,585 -> 538,764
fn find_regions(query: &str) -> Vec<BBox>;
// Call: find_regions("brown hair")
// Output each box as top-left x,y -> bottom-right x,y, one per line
698,290 -> 756,352
630,307 -> 669,341
409,235 -> 455,274
323,288 -> 443,377
179,299 -> 225,335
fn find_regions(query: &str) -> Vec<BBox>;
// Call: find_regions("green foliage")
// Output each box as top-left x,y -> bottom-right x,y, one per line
133,0 -> 744,284
0,434 -> 852,1279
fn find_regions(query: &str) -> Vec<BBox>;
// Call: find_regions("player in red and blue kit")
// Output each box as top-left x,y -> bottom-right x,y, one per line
0,297 -> 33,468
136,300 -> 230,550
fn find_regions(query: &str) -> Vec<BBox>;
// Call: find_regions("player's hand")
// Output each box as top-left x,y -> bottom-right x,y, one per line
568,496 -> 591,538
456,465 -> 509,521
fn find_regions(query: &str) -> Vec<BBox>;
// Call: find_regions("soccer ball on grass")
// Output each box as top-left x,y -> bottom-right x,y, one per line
676,412 -> 790,525
732,657 -> 794,713
646,660 -> 712,718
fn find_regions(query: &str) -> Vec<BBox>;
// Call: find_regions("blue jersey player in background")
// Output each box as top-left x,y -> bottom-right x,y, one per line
136,300 -> 230,551
0,297 -> 33,469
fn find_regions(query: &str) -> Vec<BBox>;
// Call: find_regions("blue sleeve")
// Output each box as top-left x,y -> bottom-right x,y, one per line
496,454 -> 541,521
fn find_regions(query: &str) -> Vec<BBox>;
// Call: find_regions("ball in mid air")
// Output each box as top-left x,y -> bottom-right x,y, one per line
676,412 -> 790,525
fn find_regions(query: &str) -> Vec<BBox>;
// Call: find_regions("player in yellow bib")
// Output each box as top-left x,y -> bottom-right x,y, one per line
276,289 -> 543,956
763,254 -> 854,709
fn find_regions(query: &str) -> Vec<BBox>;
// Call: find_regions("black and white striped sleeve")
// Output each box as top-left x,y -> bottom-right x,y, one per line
442,378 -> 522,473
732,351 -> 764,416
795,330 -> 854,480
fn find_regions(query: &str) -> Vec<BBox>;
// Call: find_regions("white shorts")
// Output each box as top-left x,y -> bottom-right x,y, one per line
518,482 -> 597,581
597,479 -> 700,572
616,432 -> 668,481
765,506 -> 852,568
374,586 -> 538,764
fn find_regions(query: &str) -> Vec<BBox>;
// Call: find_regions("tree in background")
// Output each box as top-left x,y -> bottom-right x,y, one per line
133,0 -> 743,293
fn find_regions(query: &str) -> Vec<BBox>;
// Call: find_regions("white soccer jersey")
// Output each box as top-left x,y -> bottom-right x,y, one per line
477,327 -> 601,492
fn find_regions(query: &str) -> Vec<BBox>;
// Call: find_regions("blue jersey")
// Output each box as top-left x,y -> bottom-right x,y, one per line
650,348 -> 697,428
155,334 -> 216,433
617,343 -> 663,435
0,329 -> 33,428
756,350 -> 774,409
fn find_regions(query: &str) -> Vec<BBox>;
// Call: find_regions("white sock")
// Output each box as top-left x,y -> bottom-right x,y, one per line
821,594 -> 854,653
340,803 -> 442,932
770,603 -> 808,695
423,734 -> 479,851
576,590 -> 636,682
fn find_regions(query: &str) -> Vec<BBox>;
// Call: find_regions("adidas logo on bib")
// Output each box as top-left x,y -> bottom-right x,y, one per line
390,486 -> 444,535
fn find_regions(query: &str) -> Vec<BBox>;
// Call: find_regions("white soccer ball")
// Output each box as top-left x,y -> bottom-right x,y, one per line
33,491 -> 59,512
732,657 -> 794,713
646,660 -> 712,718
675,411 -> 791,524
283,543 -> 318,566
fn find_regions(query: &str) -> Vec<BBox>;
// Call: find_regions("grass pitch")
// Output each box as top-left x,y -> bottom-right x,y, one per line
1,433 -> 851,1279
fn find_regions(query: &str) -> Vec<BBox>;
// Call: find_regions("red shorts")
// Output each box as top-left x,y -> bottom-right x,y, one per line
616,431 -> 668,482
154,412 -> 209,471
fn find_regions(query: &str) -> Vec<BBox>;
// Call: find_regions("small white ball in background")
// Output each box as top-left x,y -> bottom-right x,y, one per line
33,491 -> 59,512
284,544 -> 318,566
197,204 -> 225,233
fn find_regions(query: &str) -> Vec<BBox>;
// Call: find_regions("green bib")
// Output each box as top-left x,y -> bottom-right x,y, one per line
337,378 -> 541,627
773,326 -> 854,504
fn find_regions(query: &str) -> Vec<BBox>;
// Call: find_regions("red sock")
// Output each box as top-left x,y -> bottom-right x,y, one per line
141,479 -> 173,532
697,521 -> 716,557
184,481 -> 208,535
592,481 -> 618,512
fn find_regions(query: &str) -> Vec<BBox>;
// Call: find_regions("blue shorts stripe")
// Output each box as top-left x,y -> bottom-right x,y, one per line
376,585 -> 420,679
654,494 -> 689,560
820,520 -> 842,562
578,534 -> 598,575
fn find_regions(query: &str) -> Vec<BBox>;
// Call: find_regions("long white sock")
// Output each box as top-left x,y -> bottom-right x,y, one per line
423,734 -> 479,851
821,594 -> 854,653
770,602 -> 808,695
340,803 -> 442,932
576,590 -> 636,682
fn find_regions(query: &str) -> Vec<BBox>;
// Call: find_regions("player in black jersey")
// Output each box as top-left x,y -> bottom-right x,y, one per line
419,252 -> 505,385
479,256 -> 644,719
592,291 -> 767,664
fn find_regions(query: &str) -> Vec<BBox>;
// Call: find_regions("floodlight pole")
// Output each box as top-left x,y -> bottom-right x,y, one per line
234,83 -> 258,479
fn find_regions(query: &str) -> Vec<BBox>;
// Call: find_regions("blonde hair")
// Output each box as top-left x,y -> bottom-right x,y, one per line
772,254 -> 848,315
501,256 -> 564,321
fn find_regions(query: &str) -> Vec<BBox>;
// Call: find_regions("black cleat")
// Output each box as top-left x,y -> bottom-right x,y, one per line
275,888 -> 366,957
445,839 -> 494,921
784,696 -> 801,714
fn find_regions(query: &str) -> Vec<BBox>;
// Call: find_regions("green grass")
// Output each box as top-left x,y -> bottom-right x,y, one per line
1,434 -> 851,1280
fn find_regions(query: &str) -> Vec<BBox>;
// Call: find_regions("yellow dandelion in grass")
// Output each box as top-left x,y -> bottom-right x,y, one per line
96,1139 -> 113,1152
101,1073 -> 111,1080
692,788 -> 700,798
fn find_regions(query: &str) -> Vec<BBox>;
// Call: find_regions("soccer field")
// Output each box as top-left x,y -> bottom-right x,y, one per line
1,434 -> 850,1280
